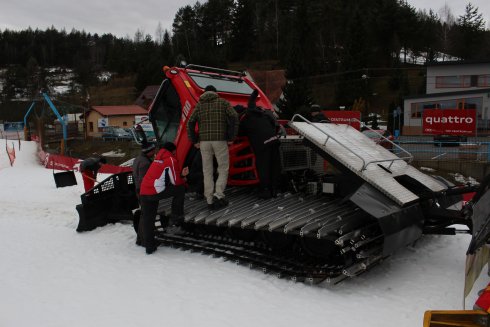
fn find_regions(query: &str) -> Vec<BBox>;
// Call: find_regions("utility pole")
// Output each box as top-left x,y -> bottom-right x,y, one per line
84,91 -> 90,140
275,0 -> 279,59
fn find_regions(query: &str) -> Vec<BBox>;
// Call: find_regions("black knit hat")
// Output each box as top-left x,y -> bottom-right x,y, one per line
311,104 -> 321,113
162,142 -> 177,153
204,85 -> 217,92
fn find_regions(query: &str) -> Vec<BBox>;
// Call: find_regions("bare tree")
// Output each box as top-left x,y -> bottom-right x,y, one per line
134,28 -> 144,43
438,3 -> 455,60
155,22 -> 164,45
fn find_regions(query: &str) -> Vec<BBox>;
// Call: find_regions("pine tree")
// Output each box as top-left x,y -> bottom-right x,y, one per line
454,3 -> 486,59
277,46 -> 313,119
172,5 -> 198,62
230,0 -> 256,61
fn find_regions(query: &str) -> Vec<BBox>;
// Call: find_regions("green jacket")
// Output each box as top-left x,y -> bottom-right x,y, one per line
187,91 -> 239,143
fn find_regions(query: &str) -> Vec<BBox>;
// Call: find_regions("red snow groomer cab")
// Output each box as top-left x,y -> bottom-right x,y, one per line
148,64 -> 272,186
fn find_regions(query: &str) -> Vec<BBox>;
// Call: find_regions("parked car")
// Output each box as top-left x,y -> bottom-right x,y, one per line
433,135 -> 467,147
362,129 -> 394,150
101,126 -> 133,141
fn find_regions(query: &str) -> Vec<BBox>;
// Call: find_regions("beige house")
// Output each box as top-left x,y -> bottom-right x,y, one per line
85,105 -> 148,138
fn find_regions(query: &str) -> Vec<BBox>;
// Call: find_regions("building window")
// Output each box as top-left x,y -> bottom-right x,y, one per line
478,74 -> 490,87
411,103 -> 422,118
439,99 -> 458,109
459,97 -> 482,112
123,121 -> 127,126
413,97 -> 482,118
89,122 -> 94,132
435,75 -> 471,88
470,75 -> 478,87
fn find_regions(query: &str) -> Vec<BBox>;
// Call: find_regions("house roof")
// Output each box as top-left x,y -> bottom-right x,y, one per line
426,59 -> 490,67
404,87 -> 490,100
90,105 -> 148,116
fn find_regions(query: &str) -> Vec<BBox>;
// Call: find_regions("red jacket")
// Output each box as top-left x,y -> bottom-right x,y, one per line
140,149 -> 185,195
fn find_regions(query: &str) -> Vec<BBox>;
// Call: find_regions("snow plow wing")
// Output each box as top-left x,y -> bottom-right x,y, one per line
423,180 -> 490,325
464,180 -> 490,299
76,172 -> 139,232
423,310 -> 489,327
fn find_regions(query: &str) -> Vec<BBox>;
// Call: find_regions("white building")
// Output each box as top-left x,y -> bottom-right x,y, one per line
403,60 -> 490,135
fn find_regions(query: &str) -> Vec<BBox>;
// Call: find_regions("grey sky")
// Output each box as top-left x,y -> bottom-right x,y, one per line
407,0 -> 490,27
0,1 -> 489,40
0,0 -> 196,39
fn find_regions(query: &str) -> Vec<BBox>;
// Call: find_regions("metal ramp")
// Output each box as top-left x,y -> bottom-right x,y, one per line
288,115 -> 447,206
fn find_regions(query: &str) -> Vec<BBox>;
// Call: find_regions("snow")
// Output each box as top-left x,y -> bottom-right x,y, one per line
101,150 -> 126,157
451,173 -> 480,186
97,71 -> 112,82
0,140 -> 488,327
398,49 -> 460,65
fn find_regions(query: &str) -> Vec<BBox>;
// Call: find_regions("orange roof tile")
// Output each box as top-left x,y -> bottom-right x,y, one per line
91,105 -> 148,116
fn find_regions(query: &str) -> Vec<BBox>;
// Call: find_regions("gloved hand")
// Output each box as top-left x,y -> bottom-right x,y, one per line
277,125 -> 287,138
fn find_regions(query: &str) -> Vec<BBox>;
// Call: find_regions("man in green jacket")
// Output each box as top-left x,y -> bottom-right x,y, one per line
187,85 -> 238,210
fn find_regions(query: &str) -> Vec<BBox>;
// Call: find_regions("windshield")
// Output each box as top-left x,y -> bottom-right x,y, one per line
188,72 -> 253,94
114,128 -> 128,134
150,80 -> 182,146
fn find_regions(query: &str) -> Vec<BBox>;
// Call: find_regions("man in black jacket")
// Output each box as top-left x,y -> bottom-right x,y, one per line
132,142 -> 156,196
132,142 -> 156,247
310,104 -> 330,123
239,90 -> 283,199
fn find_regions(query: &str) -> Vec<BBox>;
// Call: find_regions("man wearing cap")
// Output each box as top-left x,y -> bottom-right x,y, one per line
132,142 -> 156,196
187,85 -> 238,210
239,89 -> 284,199
310,104 -> 330,123
80,156 -> 107,192
139,142 -> 189,254
132,142 -> 156,247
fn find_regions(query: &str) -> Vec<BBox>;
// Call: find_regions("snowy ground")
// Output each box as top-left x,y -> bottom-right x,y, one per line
0,140 -> 487,327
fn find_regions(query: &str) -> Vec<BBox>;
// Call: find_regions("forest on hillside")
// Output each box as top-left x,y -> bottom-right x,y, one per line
0,0 -> 488,119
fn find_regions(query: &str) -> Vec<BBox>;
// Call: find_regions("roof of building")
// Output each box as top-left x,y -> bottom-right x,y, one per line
90,105 -> 148,116
404,87 -> 490,100
426,59 -> 490,67
134,85 -> 160,108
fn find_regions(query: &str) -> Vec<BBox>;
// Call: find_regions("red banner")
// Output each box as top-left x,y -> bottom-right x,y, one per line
423,109 -> 476,135
39,150 -> 131,174
324,111 -> 362,130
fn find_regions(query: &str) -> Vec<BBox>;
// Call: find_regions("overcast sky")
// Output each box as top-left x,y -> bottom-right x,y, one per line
0,0 -> 488,40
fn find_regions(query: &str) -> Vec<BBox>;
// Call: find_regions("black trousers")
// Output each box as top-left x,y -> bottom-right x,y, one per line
139,184 -> 185,250
254,141 -> 281,191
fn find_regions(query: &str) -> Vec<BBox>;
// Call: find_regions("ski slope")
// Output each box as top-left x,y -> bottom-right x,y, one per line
0,140 -> 487,327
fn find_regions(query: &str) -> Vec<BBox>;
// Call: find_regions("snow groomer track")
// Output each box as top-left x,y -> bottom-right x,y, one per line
154,115 -> 466,284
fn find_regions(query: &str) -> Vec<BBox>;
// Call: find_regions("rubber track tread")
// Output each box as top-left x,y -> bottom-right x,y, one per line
155,231 -> 341,284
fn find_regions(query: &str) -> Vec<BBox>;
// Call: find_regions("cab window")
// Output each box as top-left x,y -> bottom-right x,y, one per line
188,72 -> 253,94
150,80 -> 182,145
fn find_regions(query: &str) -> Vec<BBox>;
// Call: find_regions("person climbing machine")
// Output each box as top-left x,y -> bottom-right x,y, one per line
187,85 -> 239,210
80,156 -> 107,192
239,89 -> 285,199
138,142 -> 189,254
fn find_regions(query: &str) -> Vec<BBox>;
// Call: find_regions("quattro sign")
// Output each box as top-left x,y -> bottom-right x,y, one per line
423,109 -> 476,135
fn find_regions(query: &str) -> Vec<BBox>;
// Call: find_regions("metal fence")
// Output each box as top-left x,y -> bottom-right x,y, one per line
394,136 -> 490,180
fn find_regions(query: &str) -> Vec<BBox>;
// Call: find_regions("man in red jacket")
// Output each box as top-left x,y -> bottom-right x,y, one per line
139,142 -> 189,254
